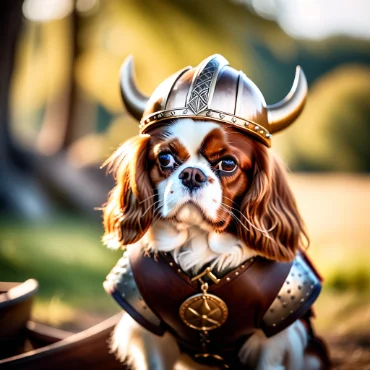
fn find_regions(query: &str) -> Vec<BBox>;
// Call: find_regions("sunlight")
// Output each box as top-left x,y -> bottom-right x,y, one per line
236,0 -> 370,40
23,0 -> 74,22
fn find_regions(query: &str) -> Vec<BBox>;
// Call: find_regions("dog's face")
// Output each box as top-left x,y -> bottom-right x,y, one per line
148,120 -> 253,232
103,118 -> 307,262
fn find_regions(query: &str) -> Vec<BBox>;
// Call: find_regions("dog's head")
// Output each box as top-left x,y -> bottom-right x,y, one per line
103,118 -> 307,262
103,54 -> 308,264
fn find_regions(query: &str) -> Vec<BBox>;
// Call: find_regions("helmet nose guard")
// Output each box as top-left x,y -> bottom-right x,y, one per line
120,54 -> 307,147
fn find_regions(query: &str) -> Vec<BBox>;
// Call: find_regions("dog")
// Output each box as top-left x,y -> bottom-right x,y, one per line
102,55 -> 330,370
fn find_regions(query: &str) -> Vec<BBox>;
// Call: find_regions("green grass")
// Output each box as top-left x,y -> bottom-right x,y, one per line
315,287 -> 370,336
312,250 -> 370,336
327,267 -> 370,293
0,216 -> 122,326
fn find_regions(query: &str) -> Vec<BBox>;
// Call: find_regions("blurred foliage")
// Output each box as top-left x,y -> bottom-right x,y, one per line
328,268 -> 370,293
0,217 -> 121,325
10,0 -> 370,171
275,65 -> 370,171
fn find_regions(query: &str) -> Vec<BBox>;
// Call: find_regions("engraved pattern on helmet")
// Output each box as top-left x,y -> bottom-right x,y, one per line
187,58 -> 219,114
107,253 -> 161,327
262,255 -> 320,328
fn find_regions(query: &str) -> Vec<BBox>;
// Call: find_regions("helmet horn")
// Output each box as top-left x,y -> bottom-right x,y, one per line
267,66 -> 307,134
120,55 -> 149,121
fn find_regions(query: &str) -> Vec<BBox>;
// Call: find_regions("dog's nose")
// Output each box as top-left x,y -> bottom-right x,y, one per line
179,167 -> 207,190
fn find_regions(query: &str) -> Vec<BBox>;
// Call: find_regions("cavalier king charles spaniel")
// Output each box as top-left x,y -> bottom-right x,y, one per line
102,118 -> 327,370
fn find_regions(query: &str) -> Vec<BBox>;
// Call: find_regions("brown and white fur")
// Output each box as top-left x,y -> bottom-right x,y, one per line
102,119 -> 320,370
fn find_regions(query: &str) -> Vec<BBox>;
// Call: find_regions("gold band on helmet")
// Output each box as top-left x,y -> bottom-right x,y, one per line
139,107 -> 272,146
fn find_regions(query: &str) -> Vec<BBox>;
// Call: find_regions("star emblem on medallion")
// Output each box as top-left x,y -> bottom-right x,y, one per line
187,296 -> 222,328
179,293 -> 228,331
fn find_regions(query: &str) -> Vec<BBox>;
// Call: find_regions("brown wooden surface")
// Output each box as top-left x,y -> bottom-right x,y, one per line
0,314 -> 126,370
0,280 -> 38,359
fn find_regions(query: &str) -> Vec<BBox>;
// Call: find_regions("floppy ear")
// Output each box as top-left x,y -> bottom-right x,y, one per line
102,134 -> 153,249
239,144 -> 308,261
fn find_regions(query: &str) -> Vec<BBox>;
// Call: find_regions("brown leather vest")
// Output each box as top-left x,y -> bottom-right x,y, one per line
105,248 -> 321,366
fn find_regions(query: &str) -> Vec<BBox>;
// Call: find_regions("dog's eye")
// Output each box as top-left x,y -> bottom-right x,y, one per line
158,153 -> 176,169
216,158 -> 237,172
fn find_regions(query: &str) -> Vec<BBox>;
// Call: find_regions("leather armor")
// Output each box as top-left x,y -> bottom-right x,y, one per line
104,247 -> 325,368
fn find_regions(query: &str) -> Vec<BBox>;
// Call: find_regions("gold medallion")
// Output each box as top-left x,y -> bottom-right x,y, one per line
179,293 -> 228,331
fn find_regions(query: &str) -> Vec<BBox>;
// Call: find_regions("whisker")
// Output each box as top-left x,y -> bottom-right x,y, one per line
221,202 -> 275,237
142,199 -> 163,217
221,202 -> 262,233
149,208 -> 165,228
221,196 -> 277,232
219,205 -> 244,228
219,205 -> 251,234
222,195 -> 239,205
139,191 -> 165,204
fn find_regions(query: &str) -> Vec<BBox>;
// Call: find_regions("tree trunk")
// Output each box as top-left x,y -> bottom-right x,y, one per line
0,1 -> 53,219
0,0 -> 24,163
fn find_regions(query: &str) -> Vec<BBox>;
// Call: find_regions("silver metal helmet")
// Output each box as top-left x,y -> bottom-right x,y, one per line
120,54 -> 307,147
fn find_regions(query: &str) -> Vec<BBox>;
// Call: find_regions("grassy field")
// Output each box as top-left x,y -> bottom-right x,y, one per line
1,174 -> 369,367
0,217 -> 121,327
289,174 -> 370,369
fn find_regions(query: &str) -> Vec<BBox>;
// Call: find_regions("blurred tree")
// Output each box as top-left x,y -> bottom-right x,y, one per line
0,0 -> 52,219
0,0 -> 24,164
2,0 -> 370,220
274,65 -> 370,172
36,6 -> 81,154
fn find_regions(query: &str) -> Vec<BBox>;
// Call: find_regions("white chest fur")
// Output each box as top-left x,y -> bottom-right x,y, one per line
141,213 -> 257,274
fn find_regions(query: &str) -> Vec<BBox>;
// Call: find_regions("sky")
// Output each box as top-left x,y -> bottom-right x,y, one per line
22,0 -> 370,41
239,0 -> 370,40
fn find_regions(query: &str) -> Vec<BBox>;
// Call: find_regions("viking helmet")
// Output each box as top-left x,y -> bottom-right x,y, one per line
120,54 -> 307,147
